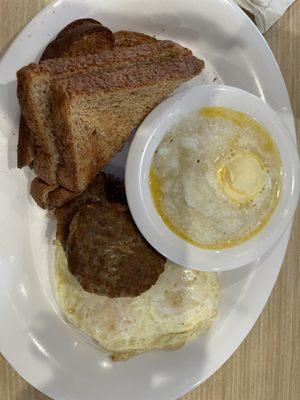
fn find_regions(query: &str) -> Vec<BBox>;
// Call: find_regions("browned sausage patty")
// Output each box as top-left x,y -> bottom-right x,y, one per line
66,201 -> 165,298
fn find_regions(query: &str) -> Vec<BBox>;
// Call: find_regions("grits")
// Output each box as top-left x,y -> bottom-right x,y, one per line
150,107 -> 282,249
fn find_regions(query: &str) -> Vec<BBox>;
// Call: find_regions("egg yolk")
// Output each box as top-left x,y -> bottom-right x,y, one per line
217,152 -> 264,203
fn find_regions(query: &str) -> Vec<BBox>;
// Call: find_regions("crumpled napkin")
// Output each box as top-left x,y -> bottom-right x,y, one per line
234,0 -> 296,32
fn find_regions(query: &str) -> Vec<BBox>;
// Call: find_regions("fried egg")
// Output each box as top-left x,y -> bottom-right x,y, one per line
55,241 -> 219,360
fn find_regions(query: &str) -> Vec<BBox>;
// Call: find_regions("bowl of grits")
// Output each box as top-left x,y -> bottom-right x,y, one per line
126,85 -> 299,271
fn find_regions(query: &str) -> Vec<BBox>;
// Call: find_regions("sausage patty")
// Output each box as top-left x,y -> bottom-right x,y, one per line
66,201 -> 165,297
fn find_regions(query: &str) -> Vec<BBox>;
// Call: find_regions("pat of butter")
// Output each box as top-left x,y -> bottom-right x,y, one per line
218,153 -> 264,203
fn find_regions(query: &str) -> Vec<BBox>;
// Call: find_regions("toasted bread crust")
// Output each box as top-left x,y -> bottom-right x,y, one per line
30,177 -> 57,209
41,19 -> 114,60
17,115 -> 35,168
58,56 -> 204,96
114,30 -> 157,47
30,178 -> 79,209
18,40 -> 192,78
53,19 -> 102,40
48,185 -> 79,208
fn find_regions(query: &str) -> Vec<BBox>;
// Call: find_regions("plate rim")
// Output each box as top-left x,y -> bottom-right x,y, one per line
0,0 -> 295,399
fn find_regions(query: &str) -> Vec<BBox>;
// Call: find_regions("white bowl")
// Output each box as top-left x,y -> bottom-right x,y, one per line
125,85 -> 299,271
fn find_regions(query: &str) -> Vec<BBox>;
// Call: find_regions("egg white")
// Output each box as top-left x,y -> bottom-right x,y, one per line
55,241 -> 219,360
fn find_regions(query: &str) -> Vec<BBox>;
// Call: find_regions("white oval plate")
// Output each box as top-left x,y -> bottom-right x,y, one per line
0,1 -> 295,400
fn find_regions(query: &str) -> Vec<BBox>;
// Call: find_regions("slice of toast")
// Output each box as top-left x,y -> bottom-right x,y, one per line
17,18 -> 114,169
17,41 -> 195,185
40,18 -> 114,60
52,56 -> 204,192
